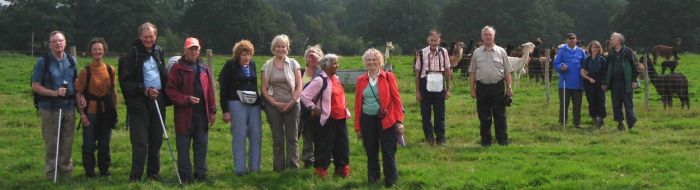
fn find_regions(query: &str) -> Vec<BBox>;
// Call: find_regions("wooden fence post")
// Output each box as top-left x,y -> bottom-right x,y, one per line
70,46 -> 77,58
206,49 -> 215,88
644,52 -> 650,111
544,49 -> 551,105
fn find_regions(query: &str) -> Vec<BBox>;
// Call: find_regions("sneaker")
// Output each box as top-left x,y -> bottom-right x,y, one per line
335,165 -> 350,178
315,167 -> 328,178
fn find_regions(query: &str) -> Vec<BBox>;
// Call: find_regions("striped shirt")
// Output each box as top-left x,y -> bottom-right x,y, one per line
414,46 -> 450,78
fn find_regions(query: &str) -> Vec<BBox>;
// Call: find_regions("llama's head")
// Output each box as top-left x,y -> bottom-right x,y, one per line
385,41 -> 395,50
521,42 -> 536,54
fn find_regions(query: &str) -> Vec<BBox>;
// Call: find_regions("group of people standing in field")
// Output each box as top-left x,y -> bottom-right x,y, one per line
31,21 -> 639,187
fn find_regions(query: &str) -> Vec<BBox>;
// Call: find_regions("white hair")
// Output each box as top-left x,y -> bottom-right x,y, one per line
611,32 -> 625,43
319,54 -> 340,70
481,25 -> 496,35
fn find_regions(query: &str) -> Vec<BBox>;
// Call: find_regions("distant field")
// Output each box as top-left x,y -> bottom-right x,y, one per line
0,52 -> 698,189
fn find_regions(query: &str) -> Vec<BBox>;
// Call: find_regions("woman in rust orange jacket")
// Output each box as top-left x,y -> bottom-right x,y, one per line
354,48 -> 404,187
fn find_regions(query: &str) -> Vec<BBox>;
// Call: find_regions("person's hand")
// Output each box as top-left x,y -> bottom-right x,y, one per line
560,64 -> 568,72
416,92 -> 422,102
223,112 -> 232,123
445,91 -> 451,100
632,82 -> 638,89
189,96 -> 200,104
396,123 -> 405,135
356,131 -> 362,139
80,115 -> 90,127
145,88 -> 159,100
589,78 -> 596,84
209,113 -> 216,126
78,95 -> 87,109
57,87 -> 68,97
470,89 -> 477,98
601,85 -> 607,91
506,87 -> 513,97
281,101 -> 294,112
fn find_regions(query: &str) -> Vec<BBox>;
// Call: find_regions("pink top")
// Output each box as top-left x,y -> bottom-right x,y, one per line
300,71 -> 351,125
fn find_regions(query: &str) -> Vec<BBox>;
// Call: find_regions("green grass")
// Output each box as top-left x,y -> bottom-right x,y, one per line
1,52 -> 699,189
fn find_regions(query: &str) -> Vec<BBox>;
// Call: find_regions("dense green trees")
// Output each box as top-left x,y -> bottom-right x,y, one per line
1,0 -> 698,54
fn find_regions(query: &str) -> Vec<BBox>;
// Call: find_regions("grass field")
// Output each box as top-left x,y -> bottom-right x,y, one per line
0,51 -> 699,189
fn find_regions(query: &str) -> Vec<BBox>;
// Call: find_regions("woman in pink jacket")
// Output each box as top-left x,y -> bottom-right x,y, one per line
300,54 -> 351,178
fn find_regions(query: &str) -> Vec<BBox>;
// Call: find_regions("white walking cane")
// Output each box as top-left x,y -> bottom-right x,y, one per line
561,65 -> 566,128
53,80 -> 68,183
153,99 -> 183,185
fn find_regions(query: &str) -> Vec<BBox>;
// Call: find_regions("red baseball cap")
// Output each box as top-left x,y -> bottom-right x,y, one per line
185,37 -> 200,49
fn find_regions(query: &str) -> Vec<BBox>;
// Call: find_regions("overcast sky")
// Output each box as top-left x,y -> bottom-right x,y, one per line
1,1 -> 9,6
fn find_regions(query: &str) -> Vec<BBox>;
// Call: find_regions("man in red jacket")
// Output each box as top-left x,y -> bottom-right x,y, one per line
165,37 -> 216,183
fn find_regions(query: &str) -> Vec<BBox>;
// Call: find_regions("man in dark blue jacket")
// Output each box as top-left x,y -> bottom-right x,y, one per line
554,33 -> 587,128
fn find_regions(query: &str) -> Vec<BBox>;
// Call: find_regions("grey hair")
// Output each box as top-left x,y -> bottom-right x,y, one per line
319,54 -> 340,70
481,25 -> 496,35
304,44 -> 324,62
611,32 -> 625,43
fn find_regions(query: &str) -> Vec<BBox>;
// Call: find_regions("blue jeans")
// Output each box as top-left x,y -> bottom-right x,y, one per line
82,113 -> 112,175
228,101 -> 262,175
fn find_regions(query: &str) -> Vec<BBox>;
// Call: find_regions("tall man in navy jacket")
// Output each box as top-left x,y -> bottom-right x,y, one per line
554,33 -> 587,128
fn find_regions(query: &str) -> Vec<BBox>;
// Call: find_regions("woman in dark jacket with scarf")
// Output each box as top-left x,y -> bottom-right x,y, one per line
219,40 -> 263,176
165,37 -> 216,183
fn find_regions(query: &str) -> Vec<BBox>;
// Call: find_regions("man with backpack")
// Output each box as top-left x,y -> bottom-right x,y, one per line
119,22 -> 169,182
31,31 -> 78,180
414,30 -> 452,145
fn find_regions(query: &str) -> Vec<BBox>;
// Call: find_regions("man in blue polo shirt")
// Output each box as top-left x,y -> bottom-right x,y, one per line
554,33 -> 587,128
31,31 -> 78,180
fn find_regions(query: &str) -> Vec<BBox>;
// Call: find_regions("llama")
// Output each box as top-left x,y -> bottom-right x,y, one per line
508,42 -> 536,87
661,60 -> 678,74
652,38 -> 682,64
643,54 -> 690,109
384,41 -> 395,72
528,38 -> 547,83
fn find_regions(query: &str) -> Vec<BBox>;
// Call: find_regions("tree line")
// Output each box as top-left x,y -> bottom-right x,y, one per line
1,0 -> 698,55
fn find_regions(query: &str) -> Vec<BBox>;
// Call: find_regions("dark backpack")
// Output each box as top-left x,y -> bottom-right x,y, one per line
32,53 -> 77,111
80,65 -> 118,129
299,74 -> 328,128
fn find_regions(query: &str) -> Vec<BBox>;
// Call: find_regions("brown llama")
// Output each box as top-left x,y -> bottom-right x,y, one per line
652,38 -> 682,64
642,54 -> 690,109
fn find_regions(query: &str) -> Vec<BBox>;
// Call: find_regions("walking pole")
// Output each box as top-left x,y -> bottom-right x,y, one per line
53,81 -> 68,183
153,99 -> 183,185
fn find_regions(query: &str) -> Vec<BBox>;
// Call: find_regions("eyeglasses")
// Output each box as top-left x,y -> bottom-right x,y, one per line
50,39 -> 65,44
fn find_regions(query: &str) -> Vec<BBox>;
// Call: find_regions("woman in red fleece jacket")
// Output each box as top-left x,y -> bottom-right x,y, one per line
354,48 -> 404,187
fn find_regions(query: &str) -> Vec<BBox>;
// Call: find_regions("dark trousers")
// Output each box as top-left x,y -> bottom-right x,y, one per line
314,118 -> 349,169
176,112 -> 209,180
128,98 -> 165,180
610,81 -> 636,125
558,88 -> 583,125
360,113 -> 397,185
476,81 -> 508,145
82,113 -> 112,176
583,81 -> 606,119
419,78 -> 446,142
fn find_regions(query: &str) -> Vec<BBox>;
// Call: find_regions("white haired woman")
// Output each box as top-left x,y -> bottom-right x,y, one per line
354,49 -> 404,187
300,54 -> 351,178
261,34 -> 303,171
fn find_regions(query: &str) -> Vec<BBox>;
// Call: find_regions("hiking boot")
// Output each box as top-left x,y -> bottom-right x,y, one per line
617,122 -> 625,131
